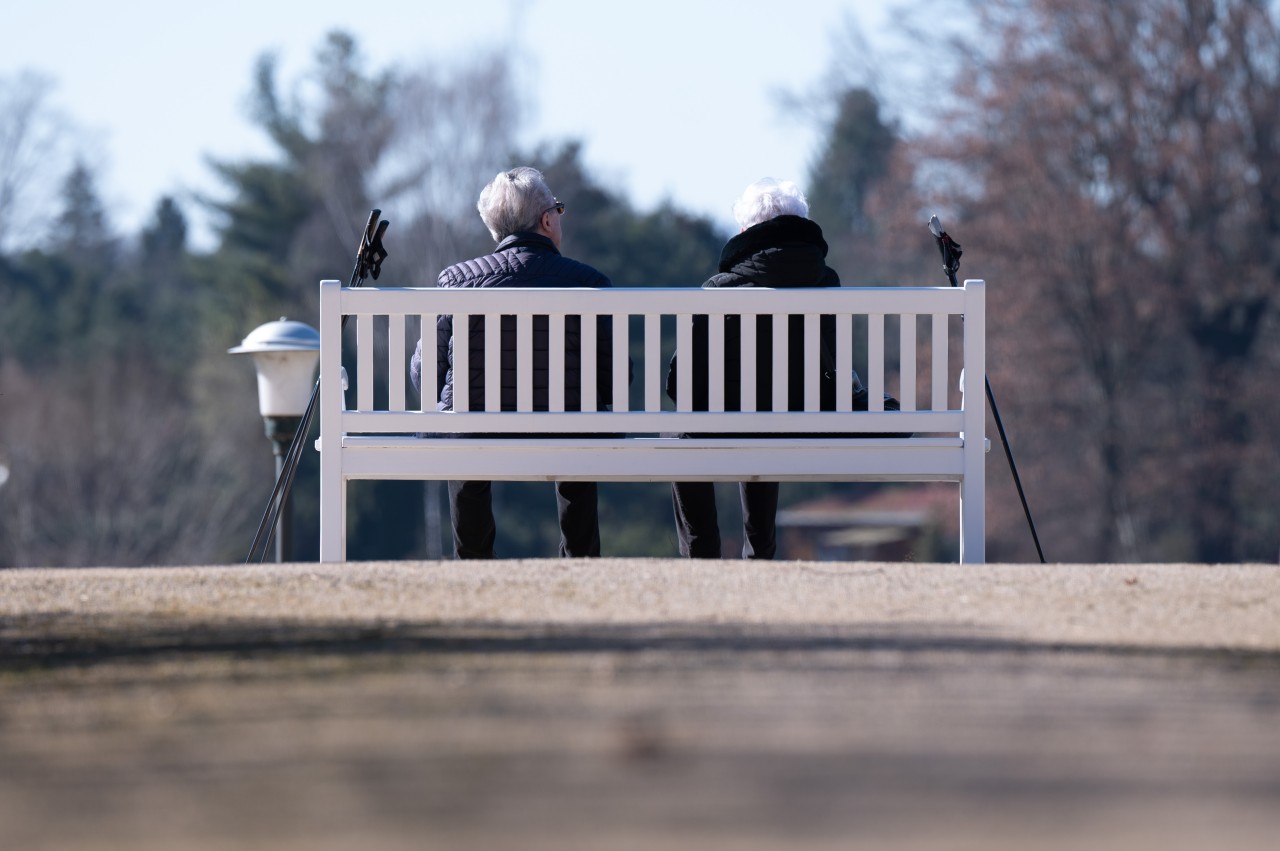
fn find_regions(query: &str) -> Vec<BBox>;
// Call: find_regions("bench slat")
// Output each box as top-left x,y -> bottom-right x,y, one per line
517,313 -> 533,411
741,316 -> 756,412
549,314 -> 565,412
388,315 -> 406,411
613,312 -> 629,412
676,314 -> 692,412
582,314 -> 597,411
772,313 -> 787,412
357,313 -> 374,412
485,315 -> 502,412
708,315 -> 724,413
453,313 -> 469,412
868,313 -> 884,411
339,285 -> 970,315
901,314 -> 917,412
420,314 -> 436,410
932,313 -> 948,411
836,315 -> 853,412
804,314 -> 820,411
644,314 -> 660,412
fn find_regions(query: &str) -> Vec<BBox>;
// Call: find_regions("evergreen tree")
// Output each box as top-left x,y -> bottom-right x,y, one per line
141,196 -> 187,263
51,159 -> 116,269
807,87 -> 897,236
128,196 -> 200,376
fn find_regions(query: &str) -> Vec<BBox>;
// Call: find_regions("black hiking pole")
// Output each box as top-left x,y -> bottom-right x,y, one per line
928,215 -> 1046,563
245,209 -> 389,562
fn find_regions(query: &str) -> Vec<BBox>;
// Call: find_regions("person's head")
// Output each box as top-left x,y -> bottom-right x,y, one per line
731,178 -> 809,231
477,166 -> 564,248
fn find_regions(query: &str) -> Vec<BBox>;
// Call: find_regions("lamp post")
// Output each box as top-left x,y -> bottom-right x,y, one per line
229,318 -> 320,563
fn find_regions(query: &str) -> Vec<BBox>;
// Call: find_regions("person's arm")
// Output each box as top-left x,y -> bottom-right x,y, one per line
435,314 -> 453,402
434,269 -> 457,408
665,348 -> 679,403
410,338 -> 423,395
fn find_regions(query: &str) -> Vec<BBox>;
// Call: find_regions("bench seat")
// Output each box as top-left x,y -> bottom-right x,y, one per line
337,436 -> 969,482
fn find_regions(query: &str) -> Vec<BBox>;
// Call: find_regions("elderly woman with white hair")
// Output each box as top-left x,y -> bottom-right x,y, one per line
664,178 -> 843,560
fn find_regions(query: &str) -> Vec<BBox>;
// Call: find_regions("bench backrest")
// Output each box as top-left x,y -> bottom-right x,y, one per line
318,280 -> 986,438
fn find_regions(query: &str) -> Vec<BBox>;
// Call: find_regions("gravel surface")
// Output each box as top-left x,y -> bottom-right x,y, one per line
2,559 -> 1278,850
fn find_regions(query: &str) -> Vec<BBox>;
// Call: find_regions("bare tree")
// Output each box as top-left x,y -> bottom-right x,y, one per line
0,71 -> 71,252
0,357 -> 261,567
376,50 -> 523,282
918,0 -> 1280,561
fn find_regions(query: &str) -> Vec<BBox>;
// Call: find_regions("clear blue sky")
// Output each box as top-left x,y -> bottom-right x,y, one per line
5,0 -> 898,246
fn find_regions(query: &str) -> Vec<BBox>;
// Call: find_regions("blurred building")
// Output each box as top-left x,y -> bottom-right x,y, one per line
777,483 -> 960,562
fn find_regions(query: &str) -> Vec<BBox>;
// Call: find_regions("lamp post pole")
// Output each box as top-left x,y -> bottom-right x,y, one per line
229,318 -> 320,563
264,415 -> 302,562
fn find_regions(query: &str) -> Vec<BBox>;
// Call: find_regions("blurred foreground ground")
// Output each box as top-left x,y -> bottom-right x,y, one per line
2,559 -> 1279,850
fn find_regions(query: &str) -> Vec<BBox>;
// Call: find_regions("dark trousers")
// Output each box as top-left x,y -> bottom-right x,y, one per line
670,481 -> 779,560
448,479 -> 601,559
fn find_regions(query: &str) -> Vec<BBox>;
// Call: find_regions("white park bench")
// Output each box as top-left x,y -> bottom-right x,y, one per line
318,279 -> 987,562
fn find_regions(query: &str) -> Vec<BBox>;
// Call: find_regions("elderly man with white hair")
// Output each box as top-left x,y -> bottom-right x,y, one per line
411,166 -> 626,560
664,178 -> 844,560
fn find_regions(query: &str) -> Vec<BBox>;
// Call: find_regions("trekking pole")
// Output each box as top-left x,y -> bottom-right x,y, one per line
245,209 -> 389,562
928,215 -> 1046,563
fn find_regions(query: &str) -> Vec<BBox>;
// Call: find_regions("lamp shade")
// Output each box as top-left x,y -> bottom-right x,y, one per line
229,318 -> 320,417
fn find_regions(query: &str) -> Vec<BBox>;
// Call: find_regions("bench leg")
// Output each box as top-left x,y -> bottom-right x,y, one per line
320,473 -> 346,563
959,471 -> 985,564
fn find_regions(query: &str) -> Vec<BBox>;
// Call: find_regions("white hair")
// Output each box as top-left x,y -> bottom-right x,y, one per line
731,178 -> 810,230
477,166 -> 557,241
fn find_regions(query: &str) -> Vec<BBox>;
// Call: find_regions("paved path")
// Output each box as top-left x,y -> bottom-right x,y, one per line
2,560 -> 1279,850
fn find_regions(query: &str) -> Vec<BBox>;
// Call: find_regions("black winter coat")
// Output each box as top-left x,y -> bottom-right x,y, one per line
410,232 -> 622,412
665,215 -> 844,412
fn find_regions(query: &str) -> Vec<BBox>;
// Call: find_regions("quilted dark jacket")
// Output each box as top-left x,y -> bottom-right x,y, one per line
410,232 -> 621,412
665,215 -> 844,412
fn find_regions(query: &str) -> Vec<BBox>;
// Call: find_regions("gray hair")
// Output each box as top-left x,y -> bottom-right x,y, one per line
477,166 -> 557,241
731,178 -> 810,230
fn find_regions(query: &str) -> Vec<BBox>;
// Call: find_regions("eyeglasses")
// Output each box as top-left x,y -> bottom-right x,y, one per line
542,199 -> 565,216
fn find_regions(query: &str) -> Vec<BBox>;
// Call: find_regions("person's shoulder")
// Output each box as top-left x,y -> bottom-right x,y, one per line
437,264 -> 462,287
438,251 -> 504,287
552,253 -> 611,287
